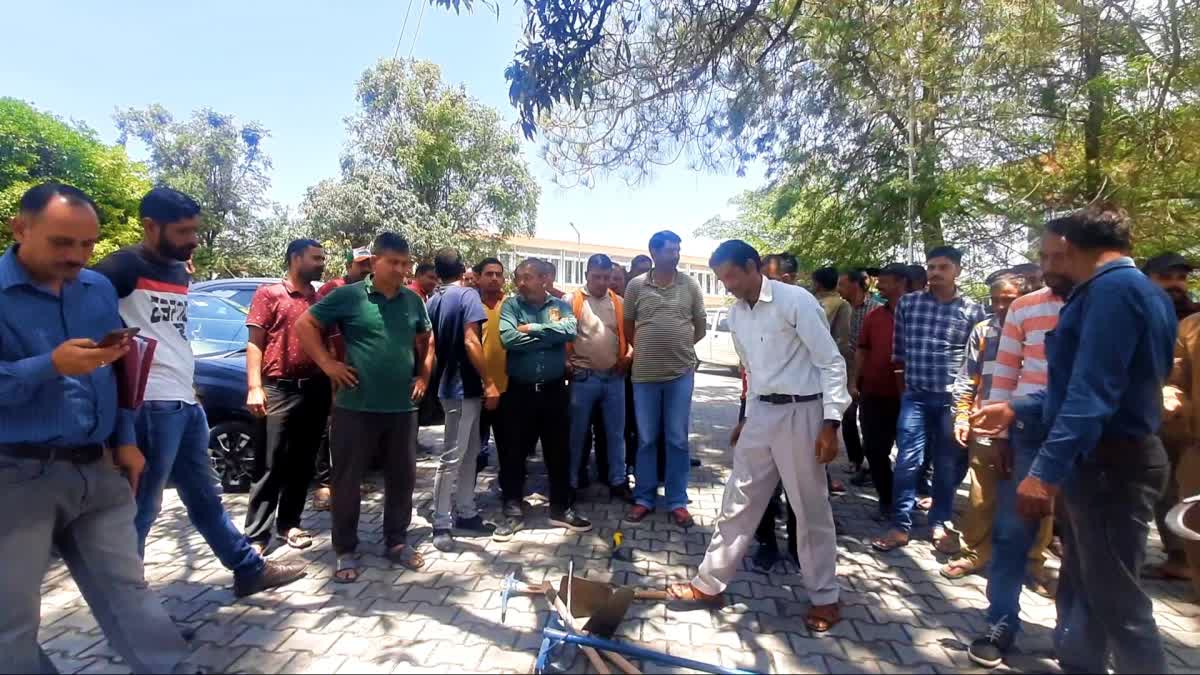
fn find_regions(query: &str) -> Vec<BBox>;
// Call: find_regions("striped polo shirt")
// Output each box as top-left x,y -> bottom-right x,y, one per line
987,286 -> 1065,403
624,269 -> 707,383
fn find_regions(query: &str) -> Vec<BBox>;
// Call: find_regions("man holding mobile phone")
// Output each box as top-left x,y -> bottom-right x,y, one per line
0,182 -> 188,673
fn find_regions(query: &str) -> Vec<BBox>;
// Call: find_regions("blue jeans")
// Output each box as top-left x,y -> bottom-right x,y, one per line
135,401 -> 263,581
569,370 -> 627,488
986,430 -> 1041,630
632,370 -> 694,510
892,391 -> 963,532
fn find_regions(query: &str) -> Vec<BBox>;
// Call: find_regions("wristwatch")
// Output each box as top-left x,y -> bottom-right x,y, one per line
823,419 -> 841,430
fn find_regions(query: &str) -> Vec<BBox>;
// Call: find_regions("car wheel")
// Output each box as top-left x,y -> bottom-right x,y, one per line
209,421 -> 256,494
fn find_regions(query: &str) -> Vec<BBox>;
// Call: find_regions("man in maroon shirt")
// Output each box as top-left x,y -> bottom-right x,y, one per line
243,239 -> 332,551
310,246 -> 373,508
852,263 -> 909,519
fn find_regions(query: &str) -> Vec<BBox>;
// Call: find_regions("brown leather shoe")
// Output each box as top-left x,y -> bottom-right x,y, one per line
671,507 -> 695,528
624,504 -> 652,524
234,559 -> 306,598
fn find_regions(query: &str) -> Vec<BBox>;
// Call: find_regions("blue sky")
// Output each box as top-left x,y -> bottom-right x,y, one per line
2,0 -> 764,256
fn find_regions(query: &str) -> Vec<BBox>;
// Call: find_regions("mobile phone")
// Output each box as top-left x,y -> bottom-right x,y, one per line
97,327 -> 140,348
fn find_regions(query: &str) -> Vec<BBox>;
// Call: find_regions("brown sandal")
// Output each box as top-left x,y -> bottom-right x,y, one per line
871,531 -> 910,552
666,583 -> 723,606
805,603 -> 841,632
939,559 -> 980,580
387,544 -> 426,571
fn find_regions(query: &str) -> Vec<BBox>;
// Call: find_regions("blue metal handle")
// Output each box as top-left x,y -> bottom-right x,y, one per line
539,626 -> 758,675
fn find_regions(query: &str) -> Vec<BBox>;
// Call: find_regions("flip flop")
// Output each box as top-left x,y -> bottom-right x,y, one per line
871,532 -> 909,552
387,544 -> 426,571
312,488 -> 331,512
666,583 -> 723,606
285,529 -> 313,550
939,559 -> 980,580
334,555 -> 361,584
805,603 -> 841,632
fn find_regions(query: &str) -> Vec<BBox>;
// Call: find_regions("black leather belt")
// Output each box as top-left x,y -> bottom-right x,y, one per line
264,375 -> 324,387
757,393 -> 822,405
511,380 -> 565,393
0,443 -> 104,464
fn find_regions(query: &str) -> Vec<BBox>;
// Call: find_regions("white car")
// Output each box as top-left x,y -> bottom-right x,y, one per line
697,308 -> 741,369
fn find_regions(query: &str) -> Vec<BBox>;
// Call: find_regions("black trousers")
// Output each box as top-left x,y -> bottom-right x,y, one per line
502,381 -> 572,510
1056,436 -> 1169,673
245,376 -> 331,544
858,395 -> 900,511
842,401 -> 865,466
328,407 -> 417,554
480,391 -> 509,465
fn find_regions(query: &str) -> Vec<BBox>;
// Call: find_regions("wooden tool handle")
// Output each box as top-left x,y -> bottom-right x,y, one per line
633,589 -> 671,601
601,649 -> 642,675
552,594 -> 611,674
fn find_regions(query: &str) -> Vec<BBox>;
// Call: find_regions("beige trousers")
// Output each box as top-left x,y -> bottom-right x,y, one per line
693,398 -> 840,605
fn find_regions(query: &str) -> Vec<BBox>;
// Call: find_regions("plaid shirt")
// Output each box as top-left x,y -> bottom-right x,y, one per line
849,296 -> 882,357
892,290 -> 987,394
952,315 -> 1002,427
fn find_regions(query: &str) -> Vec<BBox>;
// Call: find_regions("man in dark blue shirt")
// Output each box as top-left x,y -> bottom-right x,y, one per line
972,204 -> 1175,672
0,183 -> 187,673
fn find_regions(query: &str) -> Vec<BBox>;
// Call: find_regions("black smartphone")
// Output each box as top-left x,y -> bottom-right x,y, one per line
97,327 -> 140,348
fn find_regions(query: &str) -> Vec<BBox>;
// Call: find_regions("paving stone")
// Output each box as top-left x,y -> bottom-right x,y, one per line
278,629 -> 340,655
228,647 -> 302,674
42,630 -> 103,658
181,644 -> 249,672
231,626 -> 295,651
283,653 -> 348,674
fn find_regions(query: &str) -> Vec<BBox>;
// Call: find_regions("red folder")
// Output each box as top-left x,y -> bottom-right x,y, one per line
115,335 -> 157,409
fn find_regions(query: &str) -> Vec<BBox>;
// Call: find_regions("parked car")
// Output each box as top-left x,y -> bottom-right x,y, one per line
188,292 -> 249,356
696,308 -> 741,370
192,277 -> 322,310
188,292 -> 256,493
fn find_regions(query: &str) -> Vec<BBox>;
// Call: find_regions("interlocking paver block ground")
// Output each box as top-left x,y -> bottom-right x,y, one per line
34,370 -> 1200,673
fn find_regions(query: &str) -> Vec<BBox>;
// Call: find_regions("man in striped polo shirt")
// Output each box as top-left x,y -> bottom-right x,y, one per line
624,231 -> 708,528
965,244 -> 1072,667
940,272 -> 1025,579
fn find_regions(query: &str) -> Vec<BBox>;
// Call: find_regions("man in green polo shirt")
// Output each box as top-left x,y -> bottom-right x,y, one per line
295,232 -> 433,583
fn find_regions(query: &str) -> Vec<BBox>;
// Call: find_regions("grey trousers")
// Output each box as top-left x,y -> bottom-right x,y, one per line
432,398 -> 482,530
0,454 -> 187,674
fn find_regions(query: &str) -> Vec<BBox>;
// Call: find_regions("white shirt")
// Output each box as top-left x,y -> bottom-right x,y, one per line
729,276 -> 850,422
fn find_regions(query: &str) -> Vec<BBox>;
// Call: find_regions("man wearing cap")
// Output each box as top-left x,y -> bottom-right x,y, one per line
310,246 -> 373,510
1145,251 -> 1197,582
1145,252 -> 1197,321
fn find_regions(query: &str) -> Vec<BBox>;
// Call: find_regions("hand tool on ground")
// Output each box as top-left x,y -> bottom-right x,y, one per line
545,587 -> 610,674
548,586 -> 640,675
535,625 -> 757,675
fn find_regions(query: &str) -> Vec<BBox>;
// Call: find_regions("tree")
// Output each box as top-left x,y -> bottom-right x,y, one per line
0,98 -> 149,258
454,0 -> 1199,261
114,106 -> 272,263
303,59 -> 539,260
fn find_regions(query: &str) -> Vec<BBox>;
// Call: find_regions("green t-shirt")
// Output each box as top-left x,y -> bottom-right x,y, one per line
308,277 -> 431,413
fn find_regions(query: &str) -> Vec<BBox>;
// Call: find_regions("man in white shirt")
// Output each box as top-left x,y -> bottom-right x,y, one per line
668,240 -> 849,632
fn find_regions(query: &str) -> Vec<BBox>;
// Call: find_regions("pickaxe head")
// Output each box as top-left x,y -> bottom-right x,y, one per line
500,572 -> 517,624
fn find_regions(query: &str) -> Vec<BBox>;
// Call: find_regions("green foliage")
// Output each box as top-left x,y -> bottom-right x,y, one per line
0,98 -> 149,258
303,59 -> 539,261
114,105 -> 272,269
478,0 -> 1200,264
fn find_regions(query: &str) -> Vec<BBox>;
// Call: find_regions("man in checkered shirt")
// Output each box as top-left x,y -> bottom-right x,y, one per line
872,245 -> 987,552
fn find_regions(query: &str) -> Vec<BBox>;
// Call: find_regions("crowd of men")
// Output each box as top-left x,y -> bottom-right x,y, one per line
1,179 -> 1193,675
